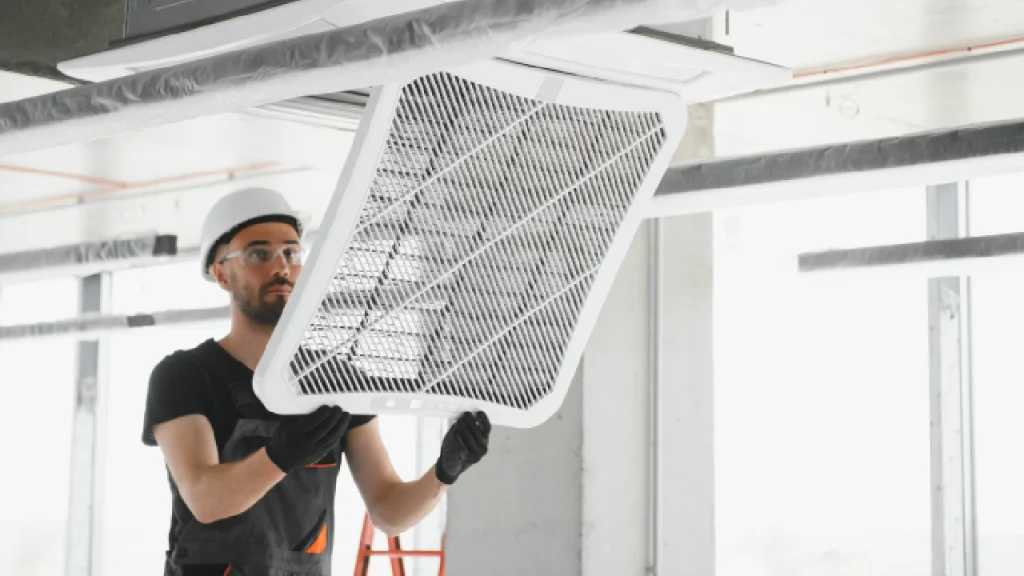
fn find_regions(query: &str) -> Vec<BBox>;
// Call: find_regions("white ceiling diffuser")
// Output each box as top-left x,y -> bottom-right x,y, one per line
254,59 -> 685,427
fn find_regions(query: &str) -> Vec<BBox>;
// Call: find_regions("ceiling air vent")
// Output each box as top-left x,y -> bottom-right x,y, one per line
254,59 -> 685,427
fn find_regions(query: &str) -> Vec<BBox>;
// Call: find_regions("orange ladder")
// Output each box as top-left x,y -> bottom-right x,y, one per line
352,513 -> 446,576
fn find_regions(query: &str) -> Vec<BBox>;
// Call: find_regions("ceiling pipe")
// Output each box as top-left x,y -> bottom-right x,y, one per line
725,35 -> 1024,101
0,161 -> 280,215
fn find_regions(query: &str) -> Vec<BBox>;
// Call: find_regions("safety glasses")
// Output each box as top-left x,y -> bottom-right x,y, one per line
219,244 -> 305,269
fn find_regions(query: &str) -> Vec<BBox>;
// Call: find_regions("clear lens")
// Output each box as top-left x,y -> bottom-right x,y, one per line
240,245 -> 304,267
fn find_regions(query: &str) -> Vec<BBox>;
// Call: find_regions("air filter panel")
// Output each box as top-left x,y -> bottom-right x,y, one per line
254,59 -> 685,428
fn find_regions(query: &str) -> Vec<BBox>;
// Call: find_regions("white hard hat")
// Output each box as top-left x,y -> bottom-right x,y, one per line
199,187 -> 308,281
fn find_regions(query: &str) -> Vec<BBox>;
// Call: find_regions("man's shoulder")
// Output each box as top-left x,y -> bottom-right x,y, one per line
143,340 -> 219,447
149,339 -> 216,383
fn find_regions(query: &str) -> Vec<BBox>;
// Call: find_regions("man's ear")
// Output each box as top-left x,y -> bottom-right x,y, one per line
212,262 -> 232,292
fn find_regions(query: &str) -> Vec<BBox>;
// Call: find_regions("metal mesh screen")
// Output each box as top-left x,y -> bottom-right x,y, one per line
288,71 -> 667,411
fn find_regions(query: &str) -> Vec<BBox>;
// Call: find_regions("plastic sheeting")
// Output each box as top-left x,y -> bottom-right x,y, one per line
656,120 -> 1024,195
0,235 -> 177,278
647,116 -> 1024,217
0,0 -> 775,157
799,232 -> 1024,276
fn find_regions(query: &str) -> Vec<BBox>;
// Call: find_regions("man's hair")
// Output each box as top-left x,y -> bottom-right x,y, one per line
205,214 -> 302,272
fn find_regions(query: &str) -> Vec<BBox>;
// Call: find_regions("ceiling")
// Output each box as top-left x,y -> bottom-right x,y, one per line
3,0 -> 1024,267
722,0 -> 1024,73
0,70 -> 353,257
706,0 -> 1024,157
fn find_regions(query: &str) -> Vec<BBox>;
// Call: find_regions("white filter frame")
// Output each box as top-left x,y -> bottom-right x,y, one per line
254,58 -> 685,428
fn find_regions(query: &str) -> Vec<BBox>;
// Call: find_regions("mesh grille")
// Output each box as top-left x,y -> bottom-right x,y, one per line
288,71 -> 667,411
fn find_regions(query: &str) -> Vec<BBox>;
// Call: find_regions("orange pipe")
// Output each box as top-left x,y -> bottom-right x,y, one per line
87,161 -> 278,196
794,36 -> 1024,79
0,164 -> 127,188
0,161 -> 278,215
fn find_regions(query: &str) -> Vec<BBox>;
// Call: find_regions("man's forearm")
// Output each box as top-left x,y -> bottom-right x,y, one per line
186,448 -> 286,524
370,466 -> 450,537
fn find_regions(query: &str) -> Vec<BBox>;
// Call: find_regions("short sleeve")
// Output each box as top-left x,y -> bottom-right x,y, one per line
349,414 -> 377,428
142,352 -> 213,446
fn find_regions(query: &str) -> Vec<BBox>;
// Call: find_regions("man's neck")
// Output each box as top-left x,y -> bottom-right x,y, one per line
218,313 -> 274,371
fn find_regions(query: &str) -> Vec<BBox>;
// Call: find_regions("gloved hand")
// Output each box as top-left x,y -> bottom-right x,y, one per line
435,411 -> 491,485
266,405 -> 352,473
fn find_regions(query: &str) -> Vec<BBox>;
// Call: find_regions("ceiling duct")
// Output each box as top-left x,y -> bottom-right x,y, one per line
0,235 -> 177,284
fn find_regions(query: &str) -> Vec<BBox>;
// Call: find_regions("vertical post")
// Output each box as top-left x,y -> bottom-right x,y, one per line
65,273 -> 108,576
927,184 -> 977,576
647,218 -> 663,576
960,183 -> 978,576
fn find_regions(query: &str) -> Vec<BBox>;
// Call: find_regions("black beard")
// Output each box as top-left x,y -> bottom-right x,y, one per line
237,293 -> 286,326
232,274 -> 290,326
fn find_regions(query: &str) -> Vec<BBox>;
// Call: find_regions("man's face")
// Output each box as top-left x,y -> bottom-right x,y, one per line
212,221 -> 303,327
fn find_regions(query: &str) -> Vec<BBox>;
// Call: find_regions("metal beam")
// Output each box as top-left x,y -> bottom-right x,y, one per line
648,118 -> 1024,218
925,184 -> 977,576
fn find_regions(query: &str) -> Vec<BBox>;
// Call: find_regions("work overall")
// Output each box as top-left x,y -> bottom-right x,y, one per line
166,347 -> 340,576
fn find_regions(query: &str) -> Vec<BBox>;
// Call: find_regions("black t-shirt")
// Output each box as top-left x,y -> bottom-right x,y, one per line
142,338 -> 374,575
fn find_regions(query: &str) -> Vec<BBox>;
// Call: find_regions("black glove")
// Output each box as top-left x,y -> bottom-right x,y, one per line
435,411 -> 491,485
266,405 -> 352,473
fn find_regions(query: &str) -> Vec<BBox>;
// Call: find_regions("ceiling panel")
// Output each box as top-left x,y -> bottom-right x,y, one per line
713,46 -> 1024,158
724,0 -> 1024,72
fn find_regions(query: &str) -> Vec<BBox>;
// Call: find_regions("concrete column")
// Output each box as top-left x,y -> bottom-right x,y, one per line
581,224 -> 653,576
659,213 -> 715,575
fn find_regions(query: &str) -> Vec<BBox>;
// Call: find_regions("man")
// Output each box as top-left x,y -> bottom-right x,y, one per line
142,187 -> 491,576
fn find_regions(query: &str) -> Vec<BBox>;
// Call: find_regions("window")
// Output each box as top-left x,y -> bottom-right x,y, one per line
332,415 -> 448,576
97,325 -> 229,576
714,189 -> 932,576
0,278 -> 79,576
110,260 -> 226,315
97,264 -> 231,576
99,263 -> 447,576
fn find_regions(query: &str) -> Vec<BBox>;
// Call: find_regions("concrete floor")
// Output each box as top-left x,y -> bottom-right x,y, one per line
0,0 -> 124,82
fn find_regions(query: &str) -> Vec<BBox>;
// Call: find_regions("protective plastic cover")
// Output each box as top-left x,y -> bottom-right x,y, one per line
254,59 -> 686,428
0,0 -> 777,157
